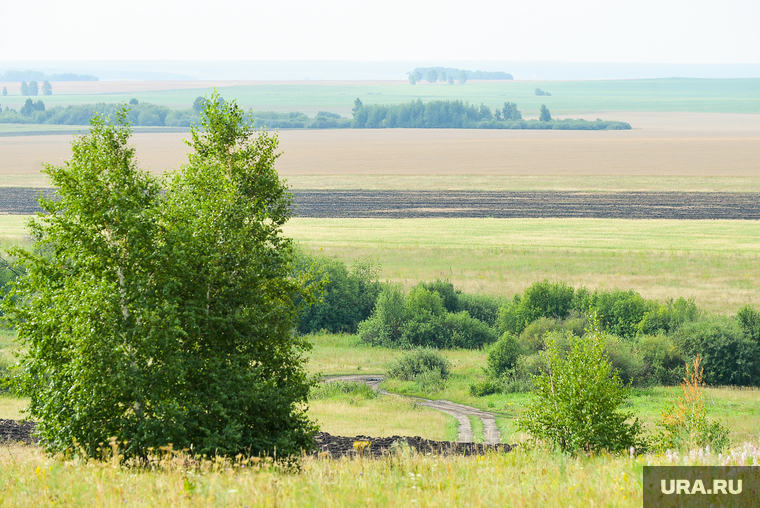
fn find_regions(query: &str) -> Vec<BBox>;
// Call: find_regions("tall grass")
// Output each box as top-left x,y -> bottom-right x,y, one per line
0,440 -> 759,507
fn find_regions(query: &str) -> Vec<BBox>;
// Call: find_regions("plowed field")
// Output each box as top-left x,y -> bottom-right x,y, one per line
2,188 -> 759,220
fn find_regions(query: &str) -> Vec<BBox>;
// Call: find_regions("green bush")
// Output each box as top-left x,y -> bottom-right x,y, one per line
419,279 -> 460,313
310,381 -> 377,400
444,311 -> 498,349
497,281 -> 575,335
470,380 -> 502,397
296,254 -> 382,334
638,297 -> 700,335
637,334 -> 686,385
359,285 -> 497,349
738,304 -> 760,344
457,293 -> 501,326
603,335 -> 646,386
487,333 -> 521,378
357,285 -> 407,346
386,348 -> 451,381
674,316 -> 760,386
518,317 -> 645,453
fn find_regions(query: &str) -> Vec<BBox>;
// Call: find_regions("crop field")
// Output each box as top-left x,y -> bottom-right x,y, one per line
2,112 -> 760,192
1,78 -> 758,115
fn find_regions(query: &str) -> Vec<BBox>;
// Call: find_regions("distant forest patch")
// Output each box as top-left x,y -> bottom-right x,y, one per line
408,67 -> 513,84
0,97 -> 630,131
1,70 -> 98,82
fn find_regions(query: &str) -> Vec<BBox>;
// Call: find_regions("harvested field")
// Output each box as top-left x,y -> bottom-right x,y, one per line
4,188 -> 759,220
1,113 -> 759,190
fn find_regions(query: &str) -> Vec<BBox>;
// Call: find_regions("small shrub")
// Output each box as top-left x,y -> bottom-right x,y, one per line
415,368 -> 447,393
638,334 -> 686,385
487,333 -> 521,378
419,279 -> 460,313
386,348 -> 451,381
444,311 -> 498,349
518,315 -> 645,453
470,379 -> 502,397
674,316 -> 760,386
457,293 -> 501,326
311,381 -> 377,400
604,335 -> 646,386
653,355 -> 730,453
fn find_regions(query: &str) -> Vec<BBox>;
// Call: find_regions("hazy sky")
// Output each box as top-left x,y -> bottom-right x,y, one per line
2,0 -> 758,64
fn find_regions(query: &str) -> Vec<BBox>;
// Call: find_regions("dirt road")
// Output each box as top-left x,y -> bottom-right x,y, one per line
326,375 -> 501,445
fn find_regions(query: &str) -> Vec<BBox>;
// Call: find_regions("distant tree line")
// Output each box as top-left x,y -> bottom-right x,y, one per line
408,67 -> 513,84
1,70 -> 98,81
351,99 -> 631,130
19,81 -> 53,96
0,97 -> 631,131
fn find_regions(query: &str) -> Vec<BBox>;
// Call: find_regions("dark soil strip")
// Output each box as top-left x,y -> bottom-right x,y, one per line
5,189 -> 759,219
0,188 -> 58,215
0,419 -> 37,444
291,190 -> 760,220
0,421 -> 512,458
314,432 -> 511,459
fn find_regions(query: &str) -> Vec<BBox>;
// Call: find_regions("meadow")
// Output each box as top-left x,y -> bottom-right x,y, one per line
2,214 -> 759,314
1,78 -> 759,116
1,330 -> 759,507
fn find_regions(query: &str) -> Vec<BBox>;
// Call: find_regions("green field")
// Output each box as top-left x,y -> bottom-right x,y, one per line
283,217 -> 760,314
3,215 -> 759,314
1,78 -> 758,116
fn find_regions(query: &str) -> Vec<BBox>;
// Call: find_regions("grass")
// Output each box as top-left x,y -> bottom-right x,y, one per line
284,217 -> 760,314
0,438 -> 758,507
1,78 -> 757,116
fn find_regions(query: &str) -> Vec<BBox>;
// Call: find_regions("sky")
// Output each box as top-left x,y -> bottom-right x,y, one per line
1,0 -> 758,64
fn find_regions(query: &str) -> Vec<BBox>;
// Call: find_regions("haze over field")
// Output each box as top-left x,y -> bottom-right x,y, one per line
1,1 -> 758,80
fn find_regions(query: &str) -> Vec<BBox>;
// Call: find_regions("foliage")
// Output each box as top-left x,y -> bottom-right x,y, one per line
674,316 -> 760,386
2,92 -> 318,459
295,253 -> 382,334
350,99 -> 629,130
357,283 -> 497,349
539,104 -> 551,121
498,281 -> 576,335
737,304 -> 760,344
501,101 -> 522,120
425,69 -> 438,84
653,356 -> 730,452
519,316 -> 645,453
2,87 -> 6,96
637,334 -> 686,386
469,379 -> 502,397
535,88 -> 551,96
386,348 -> 451,382
42,81 -> 52,96
458,70 -> 467,84
487,333 -> 521,378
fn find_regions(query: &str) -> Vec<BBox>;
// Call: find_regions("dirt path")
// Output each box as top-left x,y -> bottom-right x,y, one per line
325,375 -> 501,445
